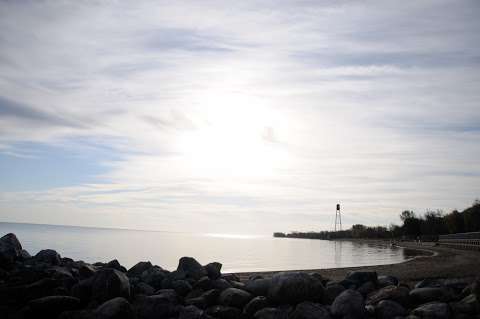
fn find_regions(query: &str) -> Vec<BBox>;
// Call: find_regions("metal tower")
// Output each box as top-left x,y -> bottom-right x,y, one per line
335,203 -> 342,231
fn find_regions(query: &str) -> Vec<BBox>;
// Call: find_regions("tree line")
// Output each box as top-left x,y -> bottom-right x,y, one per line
273,200 -> 480,240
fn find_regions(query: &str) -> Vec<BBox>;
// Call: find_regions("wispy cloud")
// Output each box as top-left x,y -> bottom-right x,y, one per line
0,0 -> 479,233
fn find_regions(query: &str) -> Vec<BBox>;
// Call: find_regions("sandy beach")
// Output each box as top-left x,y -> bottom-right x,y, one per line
233,242 -> 480,285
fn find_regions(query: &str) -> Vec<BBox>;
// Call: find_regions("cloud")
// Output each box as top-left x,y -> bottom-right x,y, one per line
0,0 -> 479,233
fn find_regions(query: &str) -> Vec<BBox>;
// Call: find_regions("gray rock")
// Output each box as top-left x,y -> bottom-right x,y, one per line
345,271 -> 378,286
206,305 -> 243,319
0,233 -> 22,268
179,305 -> 204,319
29,295 -> 81,318
412,302 -> 451,319
323,284 -> 345,304
254,307 -> 289,319
134,291 -> 180,319
35,249 -> 61,265
205,262 -> 222,279
177,257 -> 207,280
378,275 -> 399,287
106,259 -> 127,273
290,301 -> 331,319
220,287 -> 253,308
95,297 -> 134,319
141,266 -> 166,289
409,287 -> 453,304
451,293 -> 479,315
91,268 -> 130,304
357,281 -> 376,297
244,296 -> 269,317
331,289 -> 365,319
268,272 -> 324,304
127,261 -> 153,277
245,278 -> 272,297
366,285 -> 410,306
375,300 -> 407,319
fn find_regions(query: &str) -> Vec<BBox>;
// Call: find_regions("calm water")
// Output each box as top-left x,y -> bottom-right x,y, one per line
0,222 -> 417,273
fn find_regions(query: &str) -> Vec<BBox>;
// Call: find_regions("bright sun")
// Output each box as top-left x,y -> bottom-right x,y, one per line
176,93 -> 290,180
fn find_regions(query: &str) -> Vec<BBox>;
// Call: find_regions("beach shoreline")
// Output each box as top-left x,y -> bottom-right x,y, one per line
233,242 -> 480,285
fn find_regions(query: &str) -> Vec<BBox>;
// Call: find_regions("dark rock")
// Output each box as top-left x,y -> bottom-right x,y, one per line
409,287 -> 454,304
178,257 -> 207,280
127,261 -> 153,277
133,291 -> 179,319
95,297 -> 134,319
366,285 -> 410,306
244,296 -> 269,317
219,287 -> 253,308
206,305 -> 243,319
28,295 -> 81,318
331,289 -> 365,319
415,278 -> 444,289
212,278 -> 233,291
245,278 -> 271,297
223,274 -> 240,282
231,281 -> 246,290
337,279 -> 357,289
79,264 -> 97,279
22,277 -> 61,301
254,307 -> 289,319
375,300 -> 407,319
195,276 -> 214,290
205,262 -> 222,279
71,278 -> 93,305
140,266 -> 166,290
91,268 -> 130,304
173,279 -> 193,296
412,302 -> 451,319
202,289 -> 221,306
180,305 -> 204,319
378,275 -> 399,288
133,282 -> 155,296
151,289 -> 179,302
35,249 -> 61,265
186,288 -> 204,300
49,266 -> 77,289
59,310 -> 95,319
0,233 -> 22,268
345,271 -> 378,286
323,284 -> 345,305
357,281 -> 376,297
268,272 -> 324,304
290,301 -> 331,319
443,278 -> 471,293
106,259 -> 127,273
20,249 -> 31,260
451,293 -> 479,315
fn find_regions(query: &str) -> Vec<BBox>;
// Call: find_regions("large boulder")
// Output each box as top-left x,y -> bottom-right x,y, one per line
206,305 -> 243,319
345,271 -> 378,287
179,305 -> 204,319
177,257 -> 207,280
244,296 -> 269,317
28,295 -> 81,318
268,272 -> 324,304
331,289 -> 365,319
95,297 -> 134,319
323,284 -> 345,305
254,307 -> 290,319
375,300 -> 407,319
35,249 -> 61,265
451,293 -> 480,315
377,275 -> 399,288
245,278 -> 272,297
366,285 -> 410,307
409,287 -> 453,304
140,266 -> 166,290
0,233 -> 22,268
412,302 -> 451,319
133,291 -> 180,319
219,287 -> 253,308
91,268 -> 130,304
127,261 -> 153,277
290,301 -> 331,319
205,262 -> 222,279
105,260 -> 127,273
172,279 -> 193,297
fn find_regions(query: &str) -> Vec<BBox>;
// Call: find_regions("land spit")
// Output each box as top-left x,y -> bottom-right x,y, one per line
1,233 -> 479,319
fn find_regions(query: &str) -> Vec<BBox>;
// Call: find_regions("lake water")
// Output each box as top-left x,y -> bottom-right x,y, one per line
0,222 -> 418,273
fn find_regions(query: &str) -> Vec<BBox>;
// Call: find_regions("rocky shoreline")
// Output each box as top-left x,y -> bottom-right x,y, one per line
1,233 -> 479,319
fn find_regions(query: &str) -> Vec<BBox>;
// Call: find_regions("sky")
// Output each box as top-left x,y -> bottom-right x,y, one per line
0,0 -> 479,235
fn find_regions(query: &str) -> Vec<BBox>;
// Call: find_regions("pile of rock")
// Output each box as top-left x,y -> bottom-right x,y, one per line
1,233 -> 479,319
